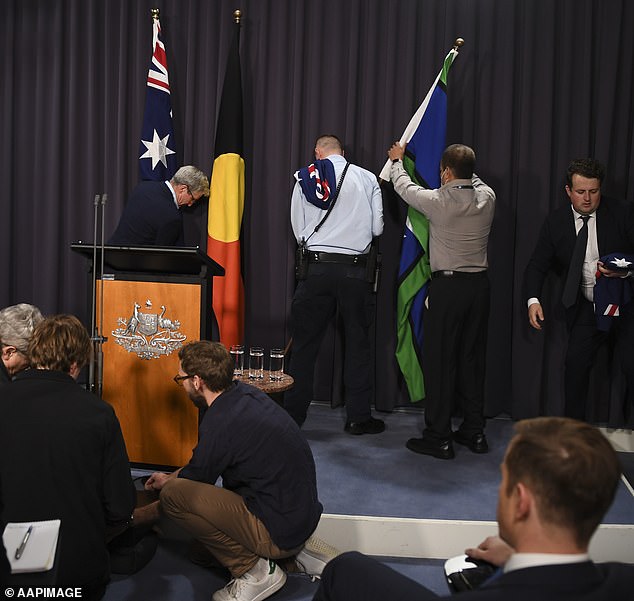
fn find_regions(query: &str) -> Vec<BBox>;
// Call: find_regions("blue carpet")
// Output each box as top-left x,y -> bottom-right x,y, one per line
103,404 -> 633,600
105,539 -> 448,601
303,404 -> 634,524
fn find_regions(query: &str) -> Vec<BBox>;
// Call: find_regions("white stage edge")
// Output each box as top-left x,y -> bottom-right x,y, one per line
314,514 -> 634,563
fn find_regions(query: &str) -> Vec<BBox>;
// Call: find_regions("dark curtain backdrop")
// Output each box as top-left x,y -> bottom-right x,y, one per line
2,0 -> 633,424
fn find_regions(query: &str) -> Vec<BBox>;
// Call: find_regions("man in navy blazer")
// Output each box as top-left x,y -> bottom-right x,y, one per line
108,165 -> 209,246
313,417 -> 633,601
523,158 -> 634,419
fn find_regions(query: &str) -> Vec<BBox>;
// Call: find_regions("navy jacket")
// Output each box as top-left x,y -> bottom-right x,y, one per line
108,180 -> 184,246
523,196 -> 634,312
315,551 -> 634,601
180,381 -> 322,549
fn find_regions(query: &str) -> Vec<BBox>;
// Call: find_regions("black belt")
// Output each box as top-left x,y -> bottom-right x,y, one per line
432,270 -> 487,278
308,252 -> 367,265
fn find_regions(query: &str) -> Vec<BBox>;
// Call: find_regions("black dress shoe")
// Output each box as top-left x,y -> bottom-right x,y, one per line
453,431 -> 489,454
344,416 -> 386,435
406,437 -> 455,459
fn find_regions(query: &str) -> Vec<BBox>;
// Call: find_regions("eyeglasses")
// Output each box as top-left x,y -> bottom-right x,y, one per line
185,185 -> 199,202
173,374 -> 194,386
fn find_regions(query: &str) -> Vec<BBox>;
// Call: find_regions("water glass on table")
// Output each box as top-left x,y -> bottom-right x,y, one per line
230,344 -> 244,376
249,346 -> 264,379
269,348 -> 284,381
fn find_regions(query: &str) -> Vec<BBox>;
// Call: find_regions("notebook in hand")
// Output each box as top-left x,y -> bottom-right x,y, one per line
3,520 -> 61,573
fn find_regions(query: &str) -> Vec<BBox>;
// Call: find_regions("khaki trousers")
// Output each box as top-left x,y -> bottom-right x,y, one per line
160,478 -> 301,577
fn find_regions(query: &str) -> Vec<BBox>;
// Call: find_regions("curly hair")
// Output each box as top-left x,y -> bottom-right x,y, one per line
28,315 -> 92,373
565,158 -> 605,187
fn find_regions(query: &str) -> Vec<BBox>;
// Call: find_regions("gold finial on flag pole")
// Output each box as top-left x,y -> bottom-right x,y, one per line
453,38 -> 465,51
151,8 -> 159,22
234,10 -> 242,24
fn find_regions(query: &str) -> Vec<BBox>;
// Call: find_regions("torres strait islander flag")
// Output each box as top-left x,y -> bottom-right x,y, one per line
138,9 -> 177,181
379,42 -> 461,402
206,17 -> 245,347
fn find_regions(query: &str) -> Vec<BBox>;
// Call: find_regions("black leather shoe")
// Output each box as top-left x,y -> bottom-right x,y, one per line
453,431 -> 489,454
406,437 -> 455,459
344,417 -> 386,435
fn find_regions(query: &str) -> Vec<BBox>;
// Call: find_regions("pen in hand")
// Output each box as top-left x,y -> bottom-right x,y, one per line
14,525 -> 33,560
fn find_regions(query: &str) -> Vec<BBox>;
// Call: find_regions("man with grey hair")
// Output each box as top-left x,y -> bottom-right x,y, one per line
108,165 -> 209,246
0,302 -> 43,383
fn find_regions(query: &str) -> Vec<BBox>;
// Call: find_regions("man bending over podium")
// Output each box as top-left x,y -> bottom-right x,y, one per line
108,165 -> 209,246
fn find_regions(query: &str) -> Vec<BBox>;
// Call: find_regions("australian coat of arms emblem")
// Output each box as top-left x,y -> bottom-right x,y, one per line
112,300 -> 186,360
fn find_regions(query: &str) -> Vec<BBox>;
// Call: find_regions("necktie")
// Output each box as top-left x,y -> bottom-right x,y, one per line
562,214 -> 590,308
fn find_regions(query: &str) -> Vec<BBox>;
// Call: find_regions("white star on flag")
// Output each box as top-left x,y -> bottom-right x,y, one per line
140,129 -> 176,170
611,257 -> 632,269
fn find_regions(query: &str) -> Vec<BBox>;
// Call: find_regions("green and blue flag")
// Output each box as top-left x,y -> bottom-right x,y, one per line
380,47 -> 459,402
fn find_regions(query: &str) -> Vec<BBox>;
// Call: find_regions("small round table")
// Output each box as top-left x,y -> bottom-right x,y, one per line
234,370 -> 294,396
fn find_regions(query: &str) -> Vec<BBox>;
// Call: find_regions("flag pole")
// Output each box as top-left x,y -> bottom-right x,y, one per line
379,38 -> 465,183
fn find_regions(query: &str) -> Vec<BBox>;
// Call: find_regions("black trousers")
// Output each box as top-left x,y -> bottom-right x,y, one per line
564,298 -> 634,421
284,262 -> 374,426
422,272 -> 490,442
313,551 -> 438,601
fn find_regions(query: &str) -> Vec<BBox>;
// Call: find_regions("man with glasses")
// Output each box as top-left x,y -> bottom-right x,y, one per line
108,165 -> 209,246
145,341 -> 330,601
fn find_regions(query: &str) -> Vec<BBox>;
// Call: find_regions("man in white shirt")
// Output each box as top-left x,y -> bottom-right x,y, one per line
285,135 -> 384,433
523,158 -> 634,420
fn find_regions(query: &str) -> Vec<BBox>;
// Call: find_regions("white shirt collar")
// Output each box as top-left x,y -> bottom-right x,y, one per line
570,205 -> 596,219
505,552 -> 590,573
166,180 -> 178,209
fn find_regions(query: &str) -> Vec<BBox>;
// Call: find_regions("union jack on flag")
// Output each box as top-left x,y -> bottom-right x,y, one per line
307,163 -> 332,201
138,12 -> 177,181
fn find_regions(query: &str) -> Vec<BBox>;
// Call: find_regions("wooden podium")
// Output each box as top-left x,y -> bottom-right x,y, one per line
71,244 -> 224,467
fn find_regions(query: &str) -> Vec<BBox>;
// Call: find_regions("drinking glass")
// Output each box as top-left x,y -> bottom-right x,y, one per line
269,348 -> 284,381
230,344 -> 244,376
249,346 -> 264,379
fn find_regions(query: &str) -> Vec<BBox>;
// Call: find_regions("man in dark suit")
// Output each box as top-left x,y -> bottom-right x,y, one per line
523,158 -> 634,419
108,165 -> 209,246
0,315 -> 136,600
313,417 -> 633,601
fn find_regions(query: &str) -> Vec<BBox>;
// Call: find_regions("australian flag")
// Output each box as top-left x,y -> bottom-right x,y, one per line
594,253 -> 634,331
138,14 -> 177,181
295,159 -> 338,209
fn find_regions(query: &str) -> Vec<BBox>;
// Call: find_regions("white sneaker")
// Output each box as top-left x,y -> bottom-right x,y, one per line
295,535 -> 341,579
212,559 -> 286,601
